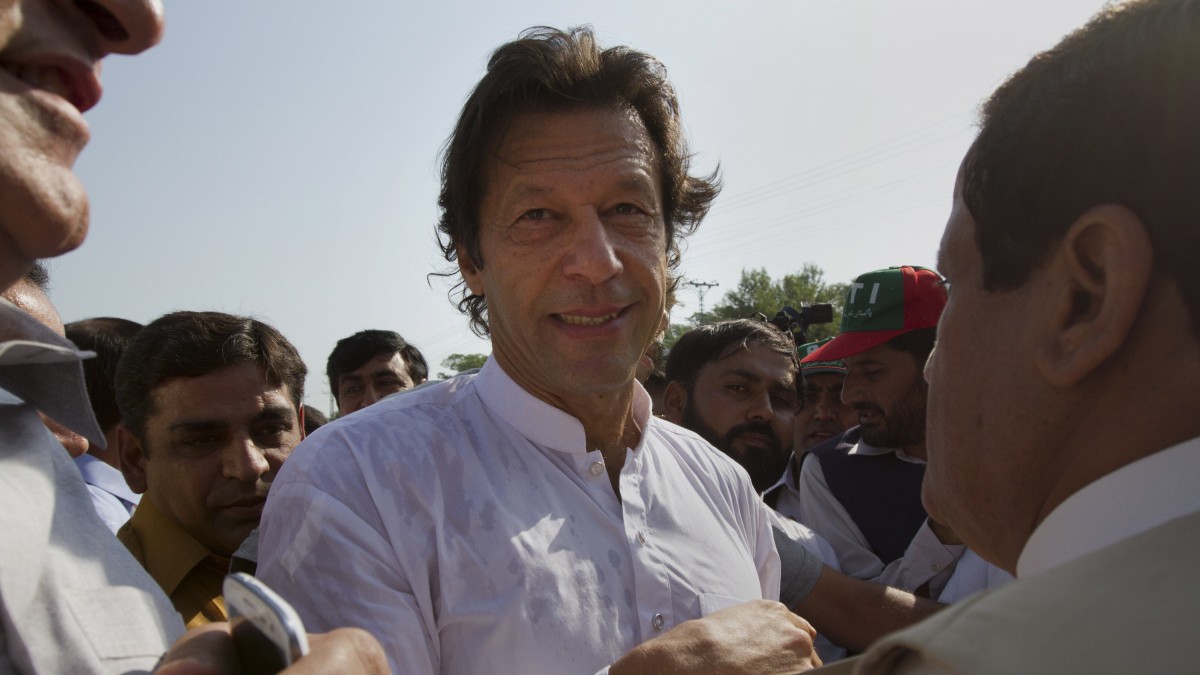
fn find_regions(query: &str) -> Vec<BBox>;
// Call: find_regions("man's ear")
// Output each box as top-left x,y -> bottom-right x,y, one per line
297,405 -> 306,440
116,424 -> 149,495
457,245 -> 485,297
662,381 -> 688,424
1036,204 -> 1154,388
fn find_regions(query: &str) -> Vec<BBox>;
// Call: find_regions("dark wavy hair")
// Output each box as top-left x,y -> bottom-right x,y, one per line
65,317 -> 144,433
436,25 -> 720,337
665,319 -> 798,392
115,311 -> 307,441
326,329 -> 428,394
962,0 -> 1200,338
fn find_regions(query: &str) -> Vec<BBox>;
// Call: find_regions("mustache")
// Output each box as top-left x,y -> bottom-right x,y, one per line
853,403 -> 884,415
725,421 -> 779,444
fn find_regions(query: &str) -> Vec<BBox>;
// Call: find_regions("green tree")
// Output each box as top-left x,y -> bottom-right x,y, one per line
666,264 -> 848,351
438,353 -> 488,379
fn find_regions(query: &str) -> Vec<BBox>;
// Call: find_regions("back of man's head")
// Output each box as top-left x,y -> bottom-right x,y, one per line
963,0 -> 1200,339
437,25 -> 720,336
116,311 -> 307,440
66,317 -> 144,436
326,329 -> 428,395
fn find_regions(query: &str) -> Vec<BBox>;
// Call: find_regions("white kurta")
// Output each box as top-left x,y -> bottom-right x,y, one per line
258,358 -> 778,675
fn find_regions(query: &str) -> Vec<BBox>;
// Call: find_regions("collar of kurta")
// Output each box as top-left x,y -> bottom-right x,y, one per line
120,497 -> 222,596
0,298 -> 105,446
474,356 -> 652,457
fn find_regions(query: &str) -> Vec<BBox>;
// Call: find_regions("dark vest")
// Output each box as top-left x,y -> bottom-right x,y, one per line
811,427 -> 927,565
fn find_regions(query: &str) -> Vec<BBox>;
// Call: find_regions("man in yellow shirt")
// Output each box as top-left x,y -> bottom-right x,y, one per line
115,310 -> 306,627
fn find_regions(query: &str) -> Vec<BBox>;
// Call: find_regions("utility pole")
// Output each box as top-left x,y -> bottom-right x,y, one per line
681,279 -> 719,317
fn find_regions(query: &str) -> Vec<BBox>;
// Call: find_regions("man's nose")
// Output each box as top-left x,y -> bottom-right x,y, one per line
363,386 -> 380,407
561,210 -> 622,285
747,391 -> 775,422
224,439 -> 271,482
814,396 -> 839,421
77,0 -> 165,56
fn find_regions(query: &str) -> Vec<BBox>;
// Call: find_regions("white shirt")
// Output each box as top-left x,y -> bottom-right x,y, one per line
1018,435 -> 1200,578
257,358 -> 778,675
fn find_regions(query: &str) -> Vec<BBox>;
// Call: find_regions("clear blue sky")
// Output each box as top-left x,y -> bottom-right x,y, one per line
50,0 -> 1109,413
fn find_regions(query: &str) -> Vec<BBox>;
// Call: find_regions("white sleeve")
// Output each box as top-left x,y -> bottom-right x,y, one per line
794,452 -> 884,580
257,470 -> 438,675
878,520 -> 965,596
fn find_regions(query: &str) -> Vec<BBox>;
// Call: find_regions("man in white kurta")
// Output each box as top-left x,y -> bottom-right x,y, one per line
259,359 -> 778,674
259,27 -> 819,675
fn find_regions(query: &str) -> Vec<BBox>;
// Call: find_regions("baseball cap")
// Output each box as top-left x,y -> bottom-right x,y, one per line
798,338 -> 847,376
801,266 -> 946,364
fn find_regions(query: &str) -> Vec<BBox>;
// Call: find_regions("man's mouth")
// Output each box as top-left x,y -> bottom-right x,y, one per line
0,59 -> 102,112
855,405 -> 884,426
557,311 -> 619,326
223,495 -> 267,517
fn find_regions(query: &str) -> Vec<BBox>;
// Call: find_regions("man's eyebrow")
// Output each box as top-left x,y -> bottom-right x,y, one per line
719,368 -> 762,382
255,404 -> 296,422
169,419 -> 226,434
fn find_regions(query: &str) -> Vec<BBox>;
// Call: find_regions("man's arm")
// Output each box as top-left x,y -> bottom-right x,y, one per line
771,518 -> 944,653
793,566 -> 945,653
257,477 -> 437,675
608,600 -> 823,674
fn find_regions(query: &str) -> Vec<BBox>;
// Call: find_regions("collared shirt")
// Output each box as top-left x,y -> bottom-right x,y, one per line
75,452 -> 141,534
119,498 -> 229,628
867,436 -> 1200,675
0,299 -> 183,672
258,357 -> 778,675
1018,435 -> 1200,578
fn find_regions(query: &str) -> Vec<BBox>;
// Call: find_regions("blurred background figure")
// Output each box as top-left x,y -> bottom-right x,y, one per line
66,316 -> 145,533
326,329 -> 428,416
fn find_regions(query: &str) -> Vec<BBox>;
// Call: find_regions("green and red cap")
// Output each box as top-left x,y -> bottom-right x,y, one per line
801,266 -> 946,364
798,338 -> 847,376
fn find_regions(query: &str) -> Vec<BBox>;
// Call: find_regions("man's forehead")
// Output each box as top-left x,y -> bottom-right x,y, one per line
150,364 -> 294,415
491,109 -> 660,182
708,343 -> 797,380
803,372 -> 844,389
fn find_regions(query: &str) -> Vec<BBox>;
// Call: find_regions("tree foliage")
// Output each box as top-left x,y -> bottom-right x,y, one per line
666,264 -> 849,352
438,353 -> 488,379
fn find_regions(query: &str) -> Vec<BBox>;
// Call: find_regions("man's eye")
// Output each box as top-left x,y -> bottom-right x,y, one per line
772,394 -> 797,409
612,203 -> 643,215
342,385 -> 362,395
183,435 -> 220,447
255,425 -> 290,442
520,208 -> 549,221
379,379 -> 403,391
725,384 -> 747,394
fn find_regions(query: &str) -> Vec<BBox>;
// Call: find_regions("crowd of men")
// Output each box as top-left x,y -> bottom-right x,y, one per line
2,0 -> 1198,673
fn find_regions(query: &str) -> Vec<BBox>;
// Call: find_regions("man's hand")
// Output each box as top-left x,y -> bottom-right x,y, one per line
155,623 -> 388,675
609,599 -> 822,674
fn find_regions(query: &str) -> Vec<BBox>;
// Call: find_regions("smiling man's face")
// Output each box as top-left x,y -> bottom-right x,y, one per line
460,107 -> 670,408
